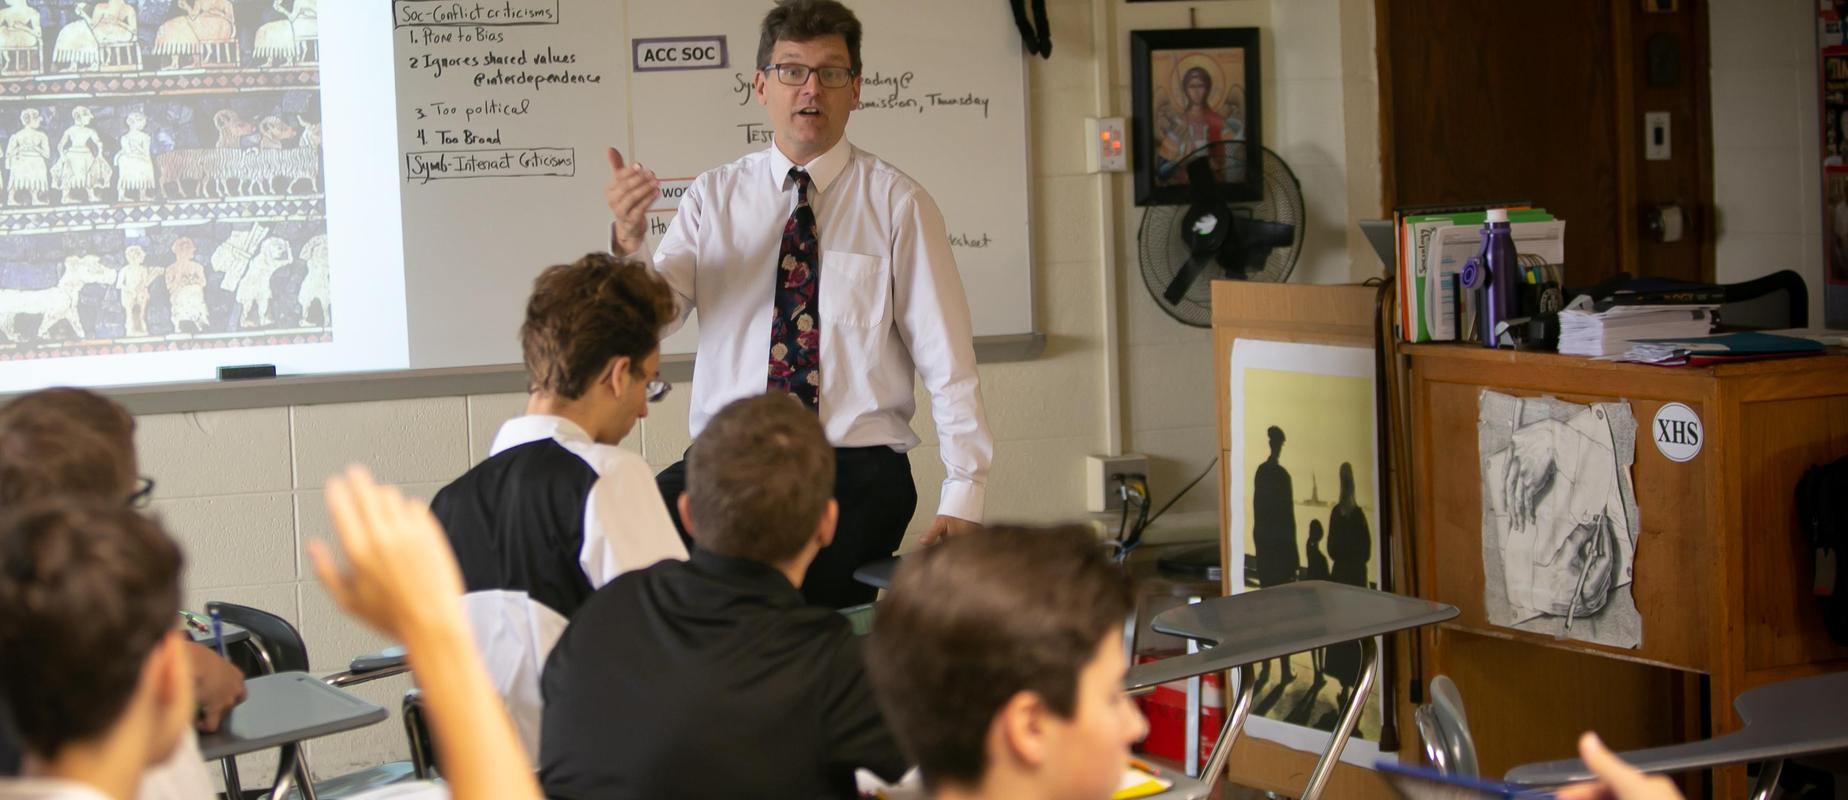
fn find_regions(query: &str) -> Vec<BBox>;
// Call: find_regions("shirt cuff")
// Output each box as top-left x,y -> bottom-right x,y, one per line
937,480 -> 986,524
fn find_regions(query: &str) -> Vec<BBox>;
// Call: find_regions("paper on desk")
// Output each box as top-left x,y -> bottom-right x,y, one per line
1478,391 -> 1643,649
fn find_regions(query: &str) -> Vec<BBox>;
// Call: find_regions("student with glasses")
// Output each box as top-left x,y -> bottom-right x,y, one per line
0,387 -> 247,800
603,0 -> 994,609
428,253 -> 687,762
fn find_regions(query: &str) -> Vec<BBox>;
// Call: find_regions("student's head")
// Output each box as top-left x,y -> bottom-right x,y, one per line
753,0 -> 863,162
1267,425 -> 1285,457
0,500 -> 192,766
0,387 -> 139,504
1308,519 -> 1324,546
520,253 -> 675,445
1338,462 -> 1356,505
866,526 -> 1146,799
681,393 -> 837,567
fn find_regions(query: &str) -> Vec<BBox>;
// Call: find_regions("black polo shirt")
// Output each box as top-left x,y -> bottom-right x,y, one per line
538,549 -> 907,799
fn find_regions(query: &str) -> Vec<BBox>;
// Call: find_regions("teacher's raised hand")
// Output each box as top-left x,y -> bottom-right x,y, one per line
605,147 -> 660,256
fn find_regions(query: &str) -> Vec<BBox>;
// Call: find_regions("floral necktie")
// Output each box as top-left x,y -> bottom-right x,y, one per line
768,167 -> 820,409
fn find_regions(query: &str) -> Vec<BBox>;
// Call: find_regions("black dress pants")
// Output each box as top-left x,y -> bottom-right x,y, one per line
655,444 -> 917,608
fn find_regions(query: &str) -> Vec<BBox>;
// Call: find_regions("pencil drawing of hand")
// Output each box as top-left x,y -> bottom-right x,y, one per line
1503,419 -> 1564,532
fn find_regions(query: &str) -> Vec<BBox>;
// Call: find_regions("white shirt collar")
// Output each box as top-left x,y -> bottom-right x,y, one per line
489,414 -> 593,456
0,777 -> 114,800
767,136 -> 852,195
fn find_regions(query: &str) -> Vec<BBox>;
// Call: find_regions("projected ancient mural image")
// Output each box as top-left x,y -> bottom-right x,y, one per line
0,0 -> 327,361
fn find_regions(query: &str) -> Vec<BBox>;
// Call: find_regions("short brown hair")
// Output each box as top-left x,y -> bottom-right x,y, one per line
521,253 -> 675,400
757,0 -> 863,75
865,526 -> 1134,790
0,499 -> 183,757
685,393 -> 834,563
0,387 -> 137,504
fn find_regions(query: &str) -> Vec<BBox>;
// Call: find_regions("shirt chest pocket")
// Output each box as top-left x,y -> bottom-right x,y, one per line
820,250 -> 890,329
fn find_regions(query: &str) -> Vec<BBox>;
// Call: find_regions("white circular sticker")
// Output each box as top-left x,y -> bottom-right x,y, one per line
1652,402 -> 1703,463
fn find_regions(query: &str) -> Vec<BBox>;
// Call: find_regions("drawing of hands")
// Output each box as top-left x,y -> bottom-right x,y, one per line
1503,419 -> 1564,532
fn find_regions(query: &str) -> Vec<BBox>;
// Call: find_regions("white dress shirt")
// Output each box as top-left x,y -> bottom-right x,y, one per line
630,138 -> 993,522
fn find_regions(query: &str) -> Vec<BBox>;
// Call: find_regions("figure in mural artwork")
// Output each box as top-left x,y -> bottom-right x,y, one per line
6,108 -> 51,206
115,111 -> 157,202
0,254 -> 114,341
1324,462 -> 1372,707
52,0 -> 139,71
164,237 -> 211,333
1252,424 -> 1297,689
0,0 -> 44,75
253,0 -> 319,67
116,245 -> 160,337
154,0 -> 238,69
228,236 -> 292,328
51,105 -> 112,204
296,233 -> 329,327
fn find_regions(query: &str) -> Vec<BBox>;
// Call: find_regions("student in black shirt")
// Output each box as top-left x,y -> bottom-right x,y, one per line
539,393 -> 908,799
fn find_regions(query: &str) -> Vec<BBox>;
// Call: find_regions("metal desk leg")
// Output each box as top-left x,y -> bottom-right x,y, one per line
220,757 -> 243,799
265,742 -> 319,800
1302,637 -> 1378,800
1748,758 -> 1784,800
1196,664 -> 1256,795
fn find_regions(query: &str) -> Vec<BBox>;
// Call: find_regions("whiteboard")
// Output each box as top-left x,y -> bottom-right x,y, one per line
0,0 -> 1032,392
395,0 -> 1033,366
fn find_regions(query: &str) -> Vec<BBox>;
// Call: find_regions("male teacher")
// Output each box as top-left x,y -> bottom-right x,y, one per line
604,0 -> 993,608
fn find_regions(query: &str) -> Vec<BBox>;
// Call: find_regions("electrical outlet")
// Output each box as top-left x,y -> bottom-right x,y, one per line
1085,454 -> 1149,512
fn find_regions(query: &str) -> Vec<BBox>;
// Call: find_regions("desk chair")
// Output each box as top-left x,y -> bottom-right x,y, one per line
1719,270 -> 1808,330
1413,675 -> 1478,779
1505,670 -> 1848,800
204,602 -> 412,800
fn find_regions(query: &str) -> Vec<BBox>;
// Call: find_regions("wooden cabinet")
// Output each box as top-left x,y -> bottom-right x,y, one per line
1406,346 -> 1848,797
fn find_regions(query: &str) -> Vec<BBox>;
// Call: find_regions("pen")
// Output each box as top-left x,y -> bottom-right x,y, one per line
210,608 -> 227,658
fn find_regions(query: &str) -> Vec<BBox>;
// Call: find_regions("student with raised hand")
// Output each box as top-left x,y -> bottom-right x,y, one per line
863,526 -> 1149,800
428,252 -> 687,758
0,388 -> 246,800
0,500 -> 199,800
539,393 -> 907,799
308,466 -> 542,800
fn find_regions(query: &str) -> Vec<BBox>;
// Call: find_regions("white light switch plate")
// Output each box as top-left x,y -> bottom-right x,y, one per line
1645,112 -> 1671,161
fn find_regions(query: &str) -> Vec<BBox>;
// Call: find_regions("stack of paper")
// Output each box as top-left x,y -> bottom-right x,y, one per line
1611,331 -> 1829,366
1559,304 -> 1717,358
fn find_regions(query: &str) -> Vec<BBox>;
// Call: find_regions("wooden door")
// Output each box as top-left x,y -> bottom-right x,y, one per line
1378,0 -> 1714,286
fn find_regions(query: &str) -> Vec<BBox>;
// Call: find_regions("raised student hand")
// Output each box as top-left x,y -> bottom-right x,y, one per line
311,465 -> 466,642
605,146 -> 660,255
1553,733 -> 1686,800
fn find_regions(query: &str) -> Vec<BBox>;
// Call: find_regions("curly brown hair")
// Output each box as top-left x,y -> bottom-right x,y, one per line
521,253 -> 676,400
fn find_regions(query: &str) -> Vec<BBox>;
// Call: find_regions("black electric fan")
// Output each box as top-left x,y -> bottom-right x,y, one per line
1137,143 -> 1304,327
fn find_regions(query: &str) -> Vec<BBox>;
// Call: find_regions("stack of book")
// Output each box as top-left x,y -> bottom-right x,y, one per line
1392,203 -> 1565,342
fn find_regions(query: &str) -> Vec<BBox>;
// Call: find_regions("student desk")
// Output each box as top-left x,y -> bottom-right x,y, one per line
1405,345 -> 1848,798
200,672 -> 387,799
1125,581 -> 1457,800
1505,670 -> 1848,796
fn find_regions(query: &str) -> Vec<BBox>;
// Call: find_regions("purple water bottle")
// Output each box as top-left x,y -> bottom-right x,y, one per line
1459,208 -> 1520,347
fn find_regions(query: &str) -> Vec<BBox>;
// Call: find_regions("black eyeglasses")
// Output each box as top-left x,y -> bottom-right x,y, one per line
128,476 -> 155,508
761,63 -> 857,89
646,378 -> 671,403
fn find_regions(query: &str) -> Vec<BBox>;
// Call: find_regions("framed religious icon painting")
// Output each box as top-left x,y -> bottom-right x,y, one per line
1130,28 -> 1262,206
